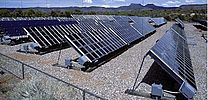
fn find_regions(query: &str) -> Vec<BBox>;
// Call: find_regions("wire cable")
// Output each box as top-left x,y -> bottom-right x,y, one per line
163,90 -> 180,94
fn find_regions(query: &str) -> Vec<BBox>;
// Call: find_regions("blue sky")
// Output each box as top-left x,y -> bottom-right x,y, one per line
0,0 -> 207,8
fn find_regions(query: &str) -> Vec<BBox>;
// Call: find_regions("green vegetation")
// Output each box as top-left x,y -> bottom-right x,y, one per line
101,9 -> 207,21
0,9 -> 207,21
7,81 -> 56,100
5,76 -> 82,100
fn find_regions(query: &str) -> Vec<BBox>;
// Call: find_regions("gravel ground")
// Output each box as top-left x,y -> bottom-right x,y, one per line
185,23 -> 207,100
0,22 -> 207,100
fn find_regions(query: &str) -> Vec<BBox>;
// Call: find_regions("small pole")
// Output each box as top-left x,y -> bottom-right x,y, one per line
22,63 -> 24,79
83,89 -> 86,100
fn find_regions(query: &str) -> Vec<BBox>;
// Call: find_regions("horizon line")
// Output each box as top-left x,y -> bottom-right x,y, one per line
0,3 -> 207,9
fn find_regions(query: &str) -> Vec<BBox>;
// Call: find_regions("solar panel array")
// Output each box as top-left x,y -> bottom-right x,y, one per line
23,15 -> 159,64
0,17 -> 77,37
148,22 -> 196,99
67,15 -> 157,62
0,17 -> 76,21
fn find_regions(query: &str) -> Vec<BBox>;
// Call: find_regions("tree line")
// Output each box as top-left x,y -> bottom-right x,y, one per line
0,8 -> 206,21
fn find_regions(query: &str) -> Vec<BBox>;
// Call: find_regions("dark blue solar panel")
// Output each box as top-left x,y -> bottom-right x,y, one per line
148,23 -> 197,99
0,19 -> 77,37
129,16 -> 156,36
171,24 -> 186,39
73,15 -> 143,44
23,19 -> 77,48
65,16 -> 127,62
111,16 -> 143,43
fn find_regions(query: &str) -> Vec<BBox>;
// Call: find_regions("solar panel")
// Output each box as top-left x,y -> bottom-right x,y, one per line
100,16 -> 142,44
64,17 -> 127,63
24,27 -> 49,48
95,15 -> 115,21
72,15 -> 143,44
129,16 -> 156,36
171,24 -> 186,40
112,16 -> 143,44
0,17 -> 76,21
150,17 -> 167,27
147,24 -> 197,99
0,18 -> 77,37
23,19 -> 77,49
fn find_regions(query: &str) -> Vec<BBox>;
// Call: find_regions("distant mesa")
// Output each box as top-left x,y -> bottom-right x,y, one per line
0,3 -> 207,12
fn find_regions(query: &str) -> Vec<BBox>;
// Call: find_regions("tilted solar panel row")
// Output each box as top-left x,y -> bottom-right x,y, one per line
65,25 -> 126,62
147,23 -> 196,99
95,15 -> 115,21
105,20 -> 141,44
0,19 -> 77,37
94,15 -> 156,43
67,16 -> 127,62
0,17 -> 76,21
74,16 -> 127,45
24,15 -> 157,65
0,17 -> 51,21
24,25 -> 68,49
171,23 -> 187,40
129,16 -> 156,36
25,23 -> 125,62
73,15 -> 156,44
64,15 -> 156,64
106,16 -> 143,44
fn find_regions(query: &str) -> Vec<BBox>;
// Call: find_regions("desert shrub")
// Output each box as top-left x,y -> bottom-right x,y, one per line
7,78 -> 56,100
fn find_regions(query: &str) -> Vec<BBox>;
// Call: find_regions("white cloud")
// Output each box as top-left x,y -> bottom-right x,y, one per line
162,4 -> 169,7
83,0 -> 93,4
166,1 -> 181,4
185,0 -> 195,3
174,5 -> 180,7
162,0 -> 182,7
101,5 -> 119,8
101,5 -> 110,8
